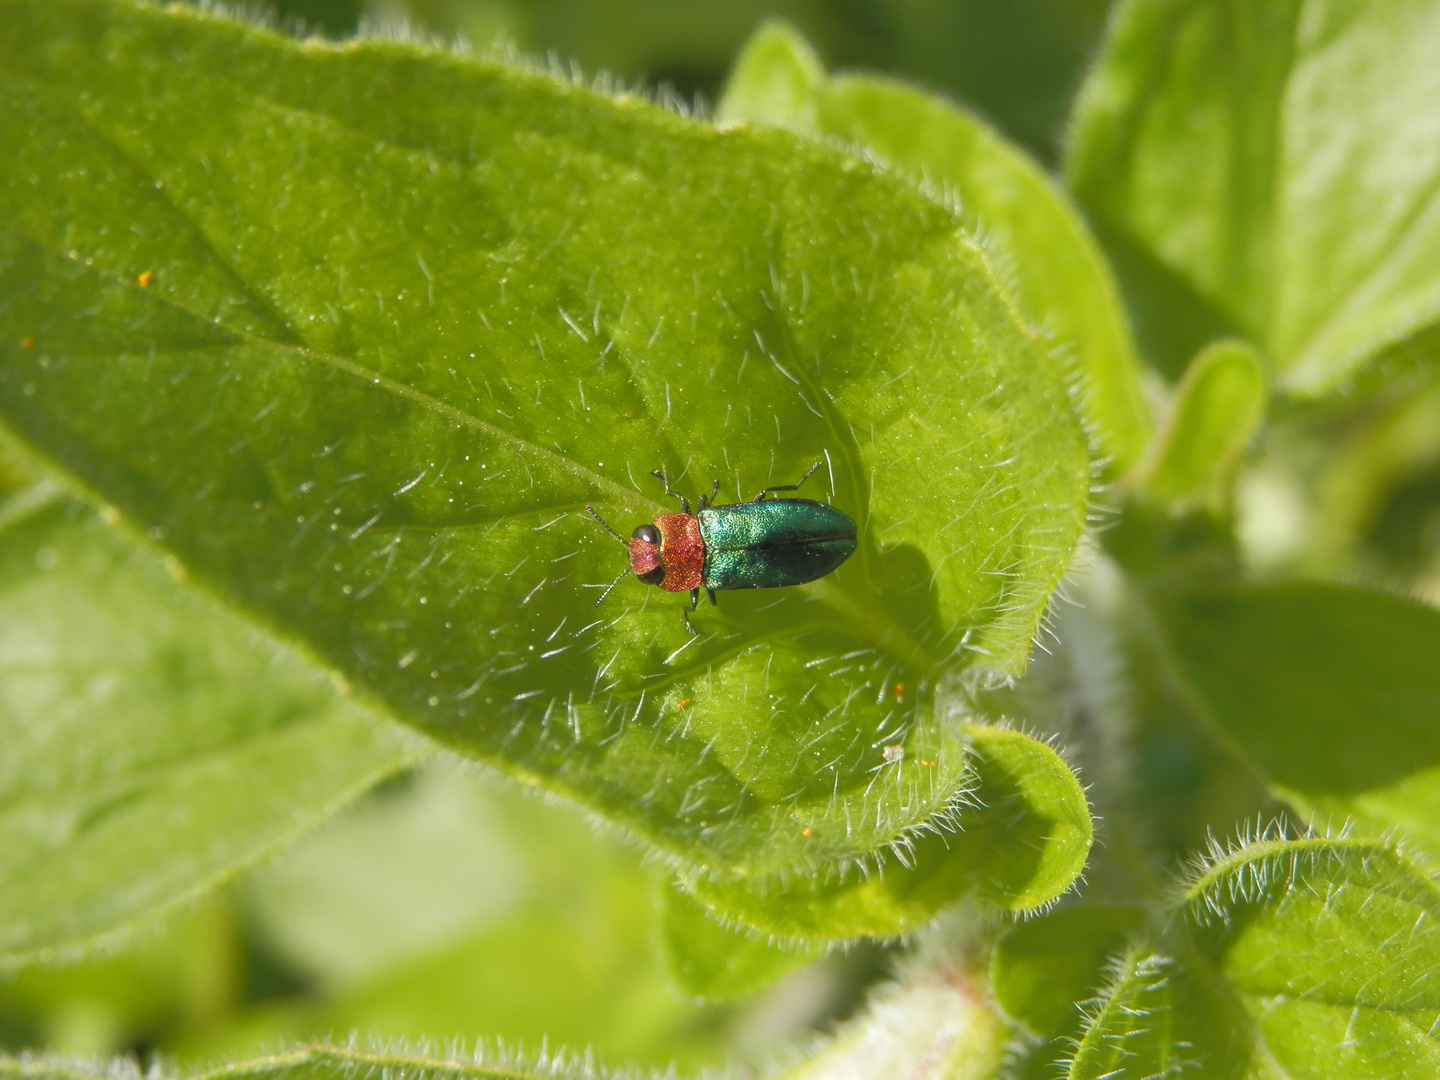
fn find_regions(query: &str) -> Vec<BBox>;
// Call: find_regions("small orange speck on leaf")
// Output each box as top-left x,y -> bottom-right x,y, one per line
678,698 -> 691,708
138,270 -> 154,288
920,760 -> 937,768
802,827 -> 812,836
894,682 -> 905,701
20,337 -> 34,349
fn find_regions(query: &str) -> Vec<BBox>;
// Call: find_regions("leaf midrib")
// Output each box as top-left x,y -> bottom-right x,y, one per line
0,221 -> 646,510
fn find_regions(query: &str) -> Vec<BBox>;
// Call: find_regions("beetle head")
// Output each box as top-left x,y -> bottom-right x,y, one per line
629,523 -> 666,585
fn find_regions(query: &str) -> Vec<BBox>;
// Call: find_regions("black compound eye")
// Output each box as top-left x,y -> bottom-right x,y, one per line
636,566 -> 666,586
632,524 -> 662,545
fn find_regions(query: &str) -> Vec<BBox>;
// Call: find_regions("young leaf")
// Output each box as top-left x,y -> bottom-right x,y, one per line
0,490 -> 418,969
1157,584 -> 1440,862
1138,339 -> 1265,510
719,21 -> 1152,475
714,19 -> 823,132
678,725 -> 1093,939
1069,0 -> 1440,396
656,878 -> 822,1002
0,0 -> 1090,877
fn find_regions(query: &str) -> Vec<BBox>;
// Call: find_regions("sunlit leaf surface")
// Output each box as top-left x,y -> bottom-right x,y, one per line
678,724 -> 1093,939
1070,836 -> 1440,1078
0,0 -> 1090,879
721,21 -> 1151,475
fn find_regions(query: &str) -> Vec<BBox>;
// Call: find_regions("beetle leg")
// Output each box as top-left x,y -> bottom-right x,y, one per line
650,468 -> 691,515
752,460 -> 823,501
682,588 -> 700,637
697,478 -> 720,511
706,588 -> 717,606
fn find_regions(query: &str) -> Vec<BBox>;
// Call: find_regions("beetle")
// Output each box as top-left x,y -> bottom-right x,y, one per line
585,462 -> 857,635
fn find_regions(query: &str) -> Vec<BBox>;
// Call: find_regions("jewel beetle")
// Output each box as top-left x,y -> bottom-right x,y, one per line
585,462 -> 857,635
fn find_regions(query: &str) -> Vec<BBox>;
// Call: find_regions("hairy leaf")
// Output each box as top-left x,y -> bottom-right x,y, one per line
0,1047 -> 545,1080
1157,584 -> 1440,861
678,724 -> 1093,939
1069,0 -> 1440,395
0,487 -> 417,969
720,21 -> 1152,474
1140,340 -> 1265,510
1182,838 -> 1440,1011
1071,836 -> 1440,1078
0,0 -> 1090,877
1183,836 -> 1440,1077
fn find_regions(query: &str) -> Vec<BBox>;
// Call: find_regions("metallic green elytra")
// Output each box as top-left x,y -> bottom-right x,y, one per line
697,498 -> 857,590
585,461 -> 858,635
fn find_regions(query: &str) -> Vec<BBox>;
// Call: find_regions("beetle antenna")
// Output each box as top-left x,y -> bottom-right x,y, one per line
594,566 -> 631,607
585,505 -> 628,546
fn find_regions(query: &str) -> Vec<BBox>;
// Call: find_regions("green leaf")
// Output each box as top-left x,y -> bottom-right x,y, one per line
1182,837 -> 1440,1012
678,724 -> 1093,939
0,1047 -> 547,1080
720,22 -> 1153,475
1181,836 -> 1440,1077
1139,339 -> 1265,510
0,488 -> 416,969
1157,584 -> 1440,862
656,878 -> 822,1002
989,903 -> 1144,1039
0,0 -> 1090,877
1071,836 -> 1440,1078
1069,0 -> 1440,396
